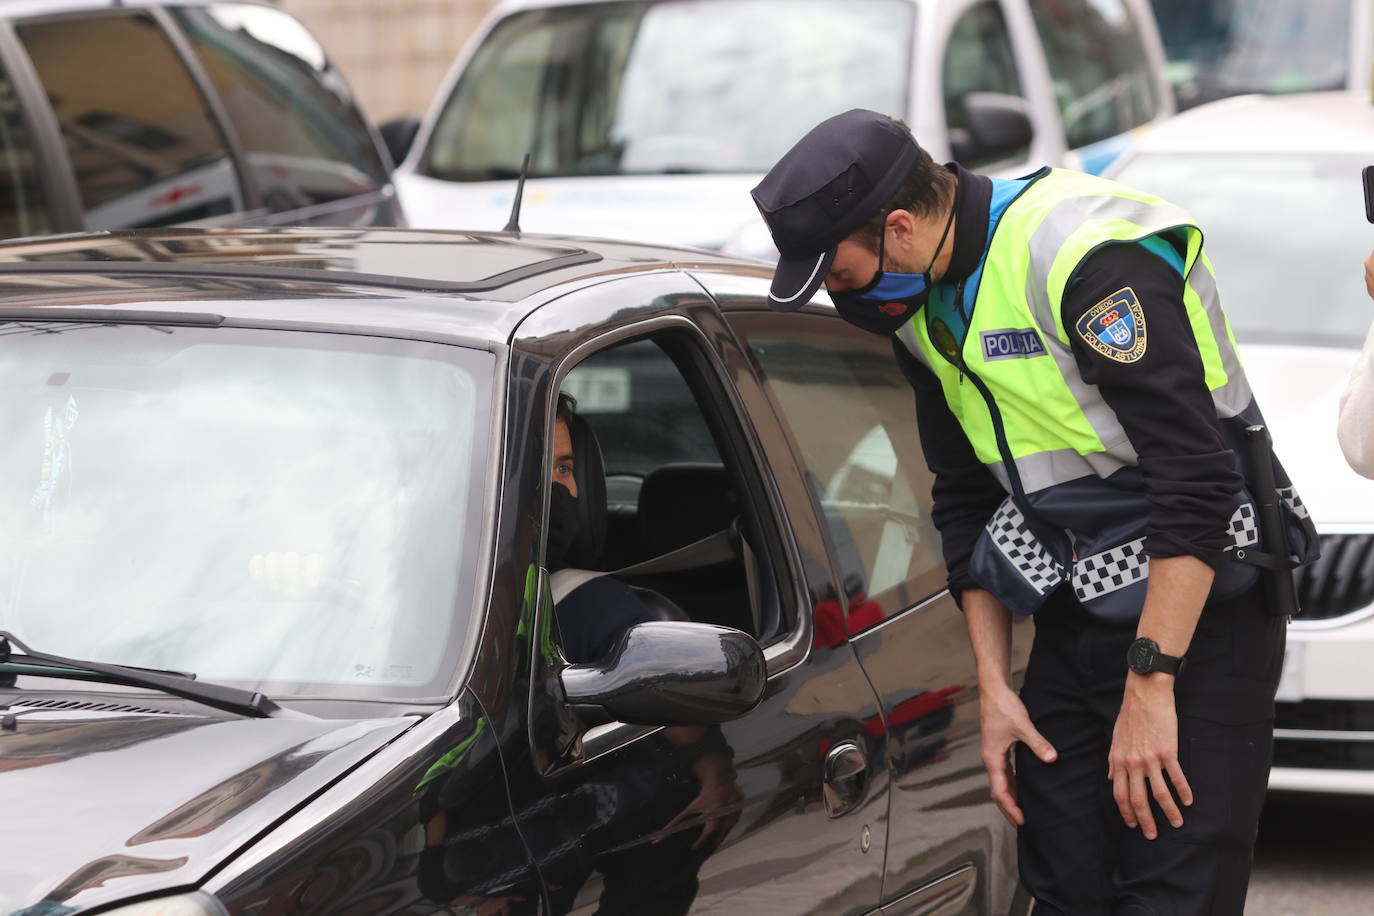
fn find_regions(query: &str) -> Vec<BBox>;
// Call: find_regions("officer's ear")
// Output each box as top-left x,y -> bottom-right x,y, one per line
884,208 -> 918,259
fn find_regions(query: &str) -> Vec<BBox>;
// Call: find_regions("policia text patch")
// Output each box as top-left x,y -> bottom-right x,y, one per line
1075,287 -> 1147,363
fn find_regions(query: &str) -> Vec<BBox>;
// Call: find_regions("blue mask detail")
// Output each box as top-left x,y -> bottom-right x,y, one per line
830,193 -> 958,336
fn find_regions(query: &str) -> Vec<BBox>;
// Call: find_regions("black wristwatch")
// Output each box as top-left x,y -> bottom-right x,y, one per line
1126,637 -> 1186,677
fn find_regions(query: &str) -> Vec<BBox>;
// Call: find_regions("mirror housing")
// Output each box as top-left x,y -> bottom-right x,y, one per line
379,116 -> 422,169
560,621 -> 766,726
950,92 -> 1034,166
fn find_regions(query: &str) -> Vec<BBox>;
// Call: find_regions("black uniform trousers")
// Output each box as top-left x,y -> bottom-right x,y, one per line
1014,586 -> 1286,915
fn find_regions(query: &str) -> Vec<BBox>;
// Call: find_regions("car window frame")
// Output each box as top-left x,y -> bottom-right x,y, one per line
0,18 -> 82,233
517,298 -> 814,767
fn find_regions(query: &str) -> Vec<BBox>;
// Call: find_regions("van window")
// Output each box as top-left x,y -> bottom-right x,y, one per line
175,4 -> 387,211
1029,0 -> 1159,148
422,0 -> 914,180
730,312 -> 945,632
18,13 -> 241,229
942,1 -> 1032,169
0,60 -> 47,238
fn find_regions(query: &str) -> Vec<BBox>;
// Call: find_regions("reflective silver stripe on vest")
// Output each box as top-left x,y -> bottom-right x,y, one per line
988,446 -> 1136,494
1184,259 -> 1252,418
1024,194 -> 1195,337
986,500 -> 1064,594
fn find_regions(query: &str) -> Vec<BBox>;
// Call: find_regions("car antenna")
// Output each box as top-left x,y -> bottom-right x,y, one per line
503,153 -> 532,238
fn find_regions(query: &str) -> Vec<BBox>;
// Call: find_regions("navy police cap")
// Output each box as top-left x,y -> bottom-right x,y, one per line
751,109 -> 920,310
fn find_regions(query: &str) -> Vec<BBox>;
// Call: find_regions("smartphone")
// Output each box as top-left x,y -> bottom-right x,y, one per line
1364,165 -> 1374,223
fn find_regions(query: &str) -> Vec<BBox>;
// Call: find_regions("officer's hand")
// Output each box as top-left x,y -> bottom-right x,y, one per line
1364,248 -> 1374,300
980,681 -> 1057,827
1108,674 -> 1192,840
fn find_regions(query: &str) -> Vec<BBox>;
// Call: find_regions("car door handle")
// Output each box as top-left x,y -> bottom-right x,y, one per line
822,741 -> 868,818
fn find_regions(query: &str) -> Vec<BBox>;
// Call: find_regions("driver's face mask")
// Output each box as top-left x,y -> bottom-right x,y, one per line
545,482 -> 581,572
829,196 -> 957,336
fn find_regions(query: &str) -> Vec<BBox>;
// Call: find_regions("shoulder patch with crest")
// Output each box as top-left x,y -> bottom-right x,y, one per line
1075,287 -> 1147,363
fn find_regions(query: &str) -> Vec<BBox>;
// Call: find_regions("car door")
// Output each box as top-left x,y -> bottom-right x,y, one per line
703,271 -> 1030,916
1025,0 -> 1173,174
916,0 -> 1066,175
500,271 -> 893,915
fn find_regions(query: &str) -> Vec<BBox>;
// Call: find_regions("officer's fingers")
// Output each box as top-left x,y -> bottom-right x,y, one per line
985,754 -> 1024,827
1128,768 -> 1157,840
1148,767 -> 1183,829
1111,768 -> 1136,829
1165,757 -> 1193,807
1015,722 -> 1058,764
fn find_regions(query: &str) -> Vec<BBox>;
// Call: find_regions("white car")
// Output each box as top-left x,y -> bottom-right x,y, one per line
392,0 -> 1174,258
1107,91 -> 1374,795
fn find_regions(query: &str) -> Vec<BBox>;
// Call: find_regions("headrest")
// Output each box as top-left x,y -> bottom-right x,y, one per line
637,462 -> 736,557
565,411 -> 607,568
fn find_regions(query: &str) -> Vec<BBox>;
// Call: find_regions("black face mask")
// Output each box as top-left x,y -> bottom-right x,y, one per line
546,482 -> 582,571
829,193 -> 958,336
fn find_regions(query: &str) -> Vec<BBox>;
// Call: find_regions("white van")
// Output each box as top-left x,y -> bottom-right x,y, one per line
391,0 -> 1174,258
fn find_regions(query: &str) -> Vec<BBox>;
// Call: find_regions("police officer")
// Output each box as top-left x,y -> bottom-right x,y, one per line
752,110 -> 1317,915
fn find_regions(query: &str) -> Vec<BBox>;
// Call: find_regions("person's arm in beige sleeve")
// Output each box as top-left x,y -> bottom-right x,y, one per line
1337,251 -> 1374,479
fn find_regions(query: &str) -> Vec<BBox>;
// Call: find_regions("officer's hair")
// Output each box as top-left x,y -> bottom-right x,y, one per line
555,391 -> 578,425
852,119 -> 957,255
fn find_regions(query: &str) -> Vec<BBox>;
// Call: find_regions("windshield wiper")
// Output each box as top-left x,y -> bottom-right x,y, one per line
0,631 -> 287,718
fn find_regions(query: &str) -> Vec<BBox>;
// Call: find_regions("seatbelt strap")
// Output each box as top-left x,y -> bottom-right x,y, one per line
549,528 -> 740,605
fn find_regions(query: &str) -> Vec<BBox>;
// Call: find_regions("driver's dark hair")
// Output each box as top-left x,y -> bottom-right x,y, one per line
555,391 -> 578,425
851,118 -> 956,255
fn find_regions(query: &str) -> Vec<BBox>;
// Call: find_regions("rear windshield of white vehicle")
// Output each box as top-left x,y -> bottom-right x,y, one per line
422,0 -> 914,180
1113,152 -> 1369,347
1150,0 -> 1350,104
0,325 -> 490,699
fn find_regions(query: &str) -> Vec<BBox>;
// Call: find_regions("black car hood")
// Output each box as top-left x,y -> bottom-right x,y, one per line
0,698 -> 415,914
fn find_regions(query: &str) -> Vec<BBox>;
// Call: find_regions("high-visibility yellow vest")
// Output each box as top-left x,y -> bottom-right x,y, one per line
895,168 -> 1312,621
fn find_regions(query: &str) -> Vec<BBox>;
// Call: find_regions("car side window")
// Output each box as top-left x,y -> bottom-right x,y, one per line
17,13 -> 241,229
941,0 -> 1032,170
1029,0 -> 1159,149
0,58 -> 47,238
173,5 -> 388,211
553,334 -> 787,645
729,312 -> 944,632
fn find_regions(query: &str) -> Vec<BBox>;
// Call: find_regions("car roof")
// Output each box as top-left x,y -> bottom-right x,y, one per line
1127,91 -> 1374,157
0,227 -> 762,346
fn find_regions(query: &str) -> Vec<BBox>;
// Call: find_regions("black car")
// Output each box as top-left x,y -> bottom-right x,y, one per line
0,0 -> 401,240
0,227 -> 1030,915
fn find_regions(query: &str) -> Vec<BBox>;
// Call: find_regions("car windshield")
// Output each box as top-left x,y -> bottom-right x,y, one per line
422,0 -> 914,180
1112,152 -> 1370,347
1149,0 -> 1350,103
0,324 -> 490,700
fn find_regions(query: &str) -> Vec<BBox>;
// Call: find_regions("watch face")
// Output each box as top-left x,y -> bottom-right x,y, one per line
1128,638 -> 1157,672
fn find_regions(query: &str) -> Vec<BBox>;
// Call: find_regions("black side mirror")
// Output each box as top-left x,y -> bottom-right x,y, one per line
560,621 -> 766,726
951,92 -> 1034,167
379,116 -> 422,169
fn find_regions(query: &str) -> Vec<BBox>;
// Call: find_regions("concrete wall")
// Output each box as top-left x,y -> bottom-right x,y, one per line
281,0 -> 501,125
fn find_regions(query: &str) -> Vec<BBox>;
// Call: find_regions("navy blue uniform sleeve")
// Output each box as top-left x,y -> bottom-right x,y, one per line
555,576 -> 656,664
891,338 -> 1007,598
1061,240 -> 1244,564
